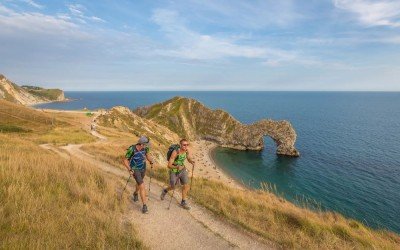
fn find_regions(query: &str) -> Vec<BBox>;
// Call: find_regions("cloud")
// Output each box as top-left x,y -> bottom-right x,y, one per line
0,4 -> 86,37
333,0 -> 400,27
170,0 -> 302,29
67,3 -> 105,23
151,9 -> 297,63
21,0 -> 43,9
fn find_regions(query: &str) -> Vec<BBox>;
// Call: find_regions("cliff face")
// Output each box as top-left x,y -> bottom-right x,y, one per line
134,96 -> 300,157
97,106 -> 180,146
0,74 -> 66,105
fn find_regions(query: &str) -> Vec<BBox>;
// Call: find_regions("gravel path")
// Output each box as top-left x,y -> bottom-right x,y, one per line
40,129 -> 274,249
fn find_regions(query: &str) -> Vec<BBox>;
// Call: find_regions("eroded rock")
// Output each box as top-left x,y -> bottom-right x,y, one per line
135,97 -> 300,157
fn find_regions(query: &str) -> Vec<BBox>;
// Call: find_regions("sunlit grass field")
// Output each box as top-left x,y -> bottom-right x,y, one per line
0,134 -> 145,249
82,134 -> 400,249
1,99 -> 399,249
0,101 -> 144,248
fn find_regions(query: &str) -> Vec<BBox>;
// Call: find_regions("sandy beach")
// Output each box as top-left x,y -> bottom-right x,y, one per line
190,140 -> 244,189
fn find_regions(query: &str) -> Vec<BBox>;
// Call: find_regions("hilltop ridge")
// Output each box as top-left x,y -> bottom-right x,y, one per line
132,96 -> 300,156
0,74 -> 66,105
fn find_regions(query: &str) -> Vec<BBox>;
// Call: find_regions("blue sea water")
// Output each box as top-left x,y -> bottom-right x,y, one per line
35,91 -> 400,233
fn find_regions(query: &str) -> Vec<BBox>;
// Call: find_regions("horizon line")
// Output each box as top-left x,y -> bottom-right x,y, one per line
61,89 -> 400,92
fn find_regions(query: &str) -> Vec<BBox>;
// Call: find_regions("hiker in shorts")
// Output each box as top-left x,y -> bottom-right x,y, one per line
123,136 -> 154,214
160,139 -> 195,210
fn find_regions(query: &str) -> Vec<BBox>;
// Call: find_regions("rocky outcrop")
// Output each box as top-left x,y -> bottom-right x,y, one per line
135,96 -> 300,157
0,74 -> 66,105
97,106 -> 180,146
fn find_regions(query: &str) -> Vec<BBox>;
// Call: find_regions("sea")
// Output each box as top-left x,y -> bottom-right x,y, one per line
35,91 -> 400,233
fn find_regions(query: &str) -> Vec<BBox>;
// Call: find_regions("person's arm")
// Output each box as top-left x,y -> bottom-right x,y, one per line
123,158 -> 131,171
146,154 -> 154,168
168,150 -> 178,170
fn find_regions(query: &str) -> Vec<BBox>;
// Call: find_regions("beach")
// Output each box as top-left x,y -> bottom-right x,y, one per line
190,140 -> 243,189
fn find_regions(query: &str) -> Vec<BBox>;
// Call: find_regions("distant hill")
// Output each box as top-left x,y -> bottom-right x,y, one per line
0,74 -> 66,105
134,96 -> 300,156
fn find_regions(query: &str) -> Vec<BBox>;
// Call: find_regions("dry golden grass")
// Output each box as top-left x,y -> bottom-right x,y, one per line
3,101 -> 397,249
188,178 -> 400,249
0,100 -> 95,145
0,134 -> 145,249
83,137 -> 400,249
81,142 -> 129,171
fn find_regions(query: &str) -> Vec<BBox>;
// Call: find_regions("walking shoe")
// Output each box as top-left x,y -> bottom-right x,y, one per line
160,189 -> 167,200
142,204 -> 148,214
180,200 -> 191,210
132,192 -> 138,202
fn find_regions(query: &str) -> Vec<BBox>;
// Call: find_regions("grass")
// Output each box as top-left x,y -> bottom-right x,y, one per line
81,142 -> 128,171
85,140 -> 400,249
35,126 -> 95,145
79,109 -> 400,248
0,134 -> 145,249
0,100 -> 96,145
0,124 -> 30,133
23,86 -> 63,100
187,177 -> 400,249
2,98 -> 399,249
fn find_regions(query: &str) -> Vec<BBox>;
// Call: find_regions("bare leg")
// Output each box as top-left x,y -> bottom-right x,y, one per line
138,183 -> 147,204
182,184 -> 189,200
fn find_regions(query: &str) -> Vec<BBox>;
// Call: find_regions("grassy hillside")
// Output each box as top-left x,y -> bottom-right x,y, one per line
88,142 -> 400,248
88,112 -> 400,249
0,99 -> 94,144
2,99 -> 399,249
0,74 -> 65,104
22,86 -> 64,100
0,103 -> 145,249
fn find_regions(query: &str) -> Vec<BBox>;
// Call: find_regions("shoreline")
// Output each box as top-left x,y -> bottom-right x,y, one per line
29,98 -> 74,107
31,105 -> 246,190
191,140 -> 244,190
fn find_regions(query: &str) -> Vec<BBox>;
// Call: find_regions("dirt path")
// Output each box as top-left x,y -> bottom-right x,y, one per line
41,142 -> 273,249
39,118 -> 273,249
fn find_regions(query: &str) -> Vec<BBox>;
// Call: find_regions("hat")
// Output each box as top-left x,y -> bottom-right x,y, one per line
137,136 -> 150,145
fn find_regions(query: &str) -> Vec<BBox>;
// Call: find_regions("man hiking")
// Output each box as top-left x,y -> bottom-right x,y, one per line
123,136 -> 154,214
160,139 -> 195,210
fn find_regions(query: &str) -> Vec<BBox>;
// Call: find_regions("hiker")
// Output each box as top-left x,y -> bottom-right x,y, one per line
123,136 -> 154,214
161,139 -> 195,210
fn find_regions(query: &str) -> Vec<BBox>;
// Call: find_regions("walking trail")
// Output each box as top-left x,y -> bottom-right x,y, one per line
40,126 -> 274,249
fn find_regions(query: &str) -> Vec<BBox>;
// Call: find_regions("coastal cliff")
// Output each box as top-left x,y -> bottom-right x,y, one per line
0,74 -> 66,105
134,96 -> 300,157
97,106 -> 180,146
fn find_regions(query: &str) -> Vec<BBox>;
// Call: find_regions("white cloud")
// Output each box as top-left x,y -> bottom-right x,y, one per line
22,0 -> 43,9
0,4 -> 87,37
151,9 -> 296,63
67,3 -> 105,23
172,0 -> 302,29
334,0 -> 400,27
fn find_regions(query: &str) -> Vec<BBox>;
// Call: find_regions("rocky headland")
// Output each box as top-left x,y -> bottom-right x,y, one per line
127,96 -> 301,157
0,74 -> 66,105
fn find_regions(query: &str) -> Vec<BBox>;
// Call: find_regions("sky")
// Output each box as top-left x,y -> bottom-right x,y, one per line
0,0 -> 399,91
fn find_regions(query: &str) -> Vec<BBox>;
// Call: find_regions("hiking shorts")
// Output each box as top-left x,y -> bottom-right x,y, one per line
133,169 -> 146,185
169,168 -> 189,188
